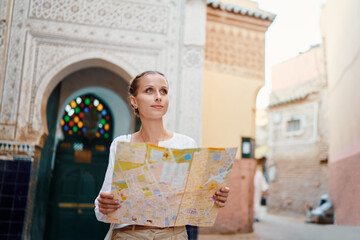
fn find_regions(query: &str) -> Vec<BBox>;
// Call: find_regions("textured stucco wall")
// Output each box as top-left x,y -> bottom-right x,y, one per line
272,46 -> 325,91
202,70 -> 262,149
320,0 -> 360,225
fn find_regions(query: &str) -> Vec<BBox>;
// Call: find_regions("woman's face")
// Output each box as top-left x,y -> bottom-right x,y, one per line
130,73 -> 169,120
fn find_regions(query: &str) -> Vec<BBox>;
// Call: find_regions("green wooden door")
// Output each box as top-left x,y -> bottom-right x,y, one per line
45,94 -> 114,240
46,143 -> 109,240
46,142 -> 109,240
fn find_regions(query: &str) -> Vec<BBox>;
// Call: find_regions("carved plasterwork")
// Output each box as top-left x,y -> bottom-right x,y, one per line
0,0 -> 6,63
23,36 -> 160,135
28,0 -> 169,35
0,19 -> 6,99
183,46 -> 204,69
177,46 -> 204,144
0,1 -> 27,139
0,0 -> 183,142
205,21 -> 265,79
0,20 -> 5,47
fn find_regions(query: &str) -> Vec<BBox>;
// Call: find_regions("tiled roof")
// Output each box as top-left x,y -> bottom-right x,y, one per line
268,91 -> 318,108
206,0 -> 276,21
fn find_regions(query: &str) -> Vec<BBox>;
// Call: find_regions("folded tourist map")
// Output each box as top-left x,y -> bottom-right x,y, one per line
107,142 -> 237,227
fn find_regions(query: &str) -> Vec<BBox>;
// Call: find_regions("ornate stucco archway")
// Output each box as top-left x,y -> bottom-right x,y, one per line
26,51 -> 141,146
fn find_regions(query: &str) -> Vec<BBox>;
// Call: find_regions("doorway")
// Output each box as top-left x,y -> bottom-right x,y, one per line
44,94 -> 112,239
39,66 -> 134,240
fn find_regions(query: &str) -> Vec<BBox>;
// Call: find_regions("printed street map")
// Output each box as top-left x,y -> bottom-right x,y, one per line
106,142 -> 237,227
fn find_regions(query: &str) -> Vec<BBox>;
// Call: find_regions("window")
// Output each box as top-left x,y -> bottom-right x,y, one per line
60,94 -> 112,140
282,115 -> 305,137
286,119 -> 301,132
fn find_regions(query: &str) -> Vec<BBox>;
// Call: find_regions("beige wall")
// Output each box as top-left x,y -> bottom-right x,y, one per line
321,1 -> 360,160
321,0 -> 360,225
202,70 -> 262,148
272,46 -> 325,91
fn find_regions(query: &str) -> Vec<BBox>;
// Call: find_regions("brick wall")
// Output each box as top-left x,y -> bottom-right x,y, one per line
267,145 -> 329,215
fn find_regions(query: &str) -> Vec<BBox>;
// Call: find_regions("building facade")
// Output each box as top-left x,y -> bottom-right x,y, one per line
0,0 -> 274,239
202,0 -> 274,233
320,0 -> 360,225
266,46 -> 329,216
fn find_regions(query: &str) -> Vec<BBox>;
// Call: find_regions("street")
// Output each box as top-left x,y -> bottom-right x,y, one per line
199,212 -> 360,240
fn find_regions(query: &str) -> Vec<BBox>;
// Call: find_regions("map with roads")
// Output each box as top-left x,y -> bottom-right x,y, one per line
106,142 -> 237,227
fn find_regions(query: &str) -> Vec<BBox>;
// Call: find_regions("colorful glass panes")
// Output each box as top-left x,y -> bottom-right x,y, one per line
70,100 -> 77,109
97,104 -> 103,111
61,94 -> 112,139
85,98 -> 90,105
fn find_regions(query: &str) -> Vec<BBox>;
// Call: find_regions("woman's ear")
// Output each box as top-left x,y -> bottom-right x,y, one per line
129,95 -> 137,109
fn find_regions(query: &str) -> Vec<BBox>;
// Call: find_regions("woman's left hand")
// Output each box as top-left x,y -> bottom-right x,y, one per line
213,186 -> 230,208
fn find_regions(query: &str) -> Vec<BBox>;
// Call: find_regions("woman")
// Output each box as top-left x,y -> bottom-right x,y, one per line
95,71 -> 230,240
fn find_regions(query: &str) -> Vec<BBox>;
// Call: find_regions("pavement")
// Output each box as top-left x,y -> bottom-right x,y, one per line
199,211 -> 360,240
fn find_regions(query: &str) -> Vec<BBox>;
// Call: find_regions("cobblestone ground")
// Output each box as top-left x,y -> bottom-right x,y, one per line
199,212 -> 360,240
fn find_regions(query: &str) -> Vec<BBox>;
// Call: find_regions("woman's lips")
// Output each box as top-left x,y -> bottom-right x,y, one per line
151,105 -> 163,109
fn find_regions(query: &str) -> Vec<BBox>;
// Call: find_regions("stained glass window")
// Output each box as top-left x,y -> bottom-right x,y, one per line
60,94 -> 112,140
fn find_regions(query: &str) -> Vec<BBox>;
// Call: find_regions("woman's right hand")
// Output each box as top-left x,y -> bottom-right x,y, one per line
98,192 -> 121,215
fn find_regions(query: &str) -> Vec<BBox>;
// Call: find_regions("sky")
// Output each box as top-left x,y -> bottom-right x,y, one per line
255,0 -> 327,108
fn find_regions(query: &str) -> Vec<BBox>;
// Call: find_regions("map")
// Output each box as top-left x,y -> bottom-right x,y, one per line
106,142 -> 237,227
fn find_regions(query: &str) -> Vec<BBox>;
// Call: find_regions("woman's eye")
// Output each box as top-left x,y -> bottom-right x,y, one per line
145,88 -> 153,93
160,89 -> 168,94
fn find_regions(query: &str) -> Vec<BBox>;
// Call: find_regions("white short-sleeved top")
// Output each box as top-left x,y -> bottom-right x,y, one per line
94,132 -> 197,229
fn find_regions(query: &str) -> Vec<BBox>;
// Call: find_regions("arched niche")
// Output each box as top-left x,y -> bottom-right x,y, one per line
34,53 -> 139,145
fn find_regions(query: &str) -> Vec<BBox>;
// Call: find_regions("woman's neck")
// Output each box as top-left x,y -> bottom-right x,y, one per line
138,118 -> 171,145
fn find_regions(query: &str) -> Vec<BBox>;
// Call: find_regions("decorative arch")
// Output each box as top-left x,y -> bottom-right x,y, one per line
34,52 -> 139,145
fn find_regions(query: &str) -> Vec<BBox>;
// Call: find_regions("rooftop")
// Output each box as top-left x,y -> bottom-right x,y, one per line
206,0 -> 276,21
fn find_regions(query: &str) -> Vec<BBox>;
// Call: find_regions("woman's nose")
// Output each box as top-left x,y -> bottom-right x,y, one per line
155,91 -> 162,101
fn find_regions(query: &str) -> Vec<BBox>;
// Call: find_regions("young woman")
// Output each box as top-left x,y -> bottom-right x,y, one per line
95,71 -> 230,240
